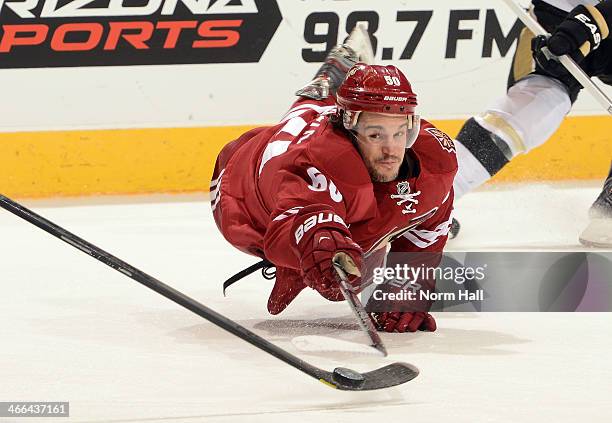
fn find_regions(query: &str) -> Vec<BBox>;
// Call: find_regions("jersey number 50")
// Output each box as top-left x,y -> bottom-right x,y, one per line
307,167 -> 343,203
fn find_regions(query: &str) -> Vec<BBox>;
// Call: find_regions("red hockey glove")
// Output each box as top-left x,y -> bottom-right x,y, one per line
371,311 -> 437,333
292,206 -> 363,300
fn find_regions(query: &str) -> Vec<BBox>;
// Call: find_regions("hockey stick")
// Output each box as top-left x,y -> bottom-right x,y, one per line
502,0 -> 612,115
0,194 -> 418,391
333,254 -> 388,357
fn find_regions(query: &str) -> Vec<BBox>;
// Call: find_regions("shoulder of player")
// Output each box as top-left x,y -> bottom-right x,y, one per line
413,119 -> 458,174
302,123 -> 372,190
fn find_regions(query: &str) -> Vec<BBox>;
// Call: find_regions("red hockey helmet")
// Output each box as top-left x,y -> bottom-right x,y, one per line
337,63 -> 420,147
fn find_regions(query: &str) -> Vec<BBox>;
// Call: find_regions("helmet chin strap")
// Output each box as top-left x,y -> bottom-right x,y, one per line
405,115 -> 421,148
346,128 -> 361,150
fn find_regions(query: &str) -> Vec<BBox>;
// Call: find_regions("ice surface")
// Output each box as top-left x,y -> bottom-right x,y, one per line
291,335 -> 385,356
0,183 -> 610,422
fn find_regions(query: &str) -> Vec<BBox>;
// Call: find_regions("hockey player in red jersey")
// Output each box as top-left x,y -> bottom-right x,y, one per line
211,26 -> 457,333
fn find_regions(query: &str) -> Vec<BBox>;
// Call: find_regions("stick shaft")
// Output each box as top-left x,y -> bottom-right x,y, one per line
503,0 -> 612,114
333,263 -> 387,357
0,194 -> 324,381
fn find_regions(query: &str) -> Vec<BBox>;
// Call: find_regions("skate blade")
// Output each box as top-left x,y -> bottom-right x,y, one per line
345,24 -> 374,64
579,218 -> 612,248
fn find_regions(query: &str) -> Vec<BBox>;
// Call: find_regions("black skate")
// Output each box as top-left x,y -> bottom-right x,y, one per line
579,163 -> 612,248
448,218 -> 461,240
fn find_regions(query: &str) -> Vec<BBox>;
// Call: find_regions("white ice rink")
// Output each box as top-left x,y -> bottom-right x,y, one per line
1,182 -> 611,422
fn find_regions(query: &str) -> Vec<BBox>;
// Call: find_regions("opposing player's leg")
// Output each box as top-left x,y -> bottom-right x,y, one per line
453,74 -> 571,199
452,0 -> 612,245
580,163 -> 612,247
453,1 -> 573,200
532,1 -> 612,247
579,36 -> 612,246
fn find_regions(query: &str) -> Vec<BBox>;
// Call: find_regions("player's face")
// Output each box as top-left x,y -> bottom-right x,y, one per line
353,112 -> 408,183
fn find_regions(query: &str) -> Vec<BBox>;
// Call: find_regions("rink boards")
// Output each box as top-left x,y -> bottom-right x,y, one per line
0,0 -> 610,197
0,115 -> 610,198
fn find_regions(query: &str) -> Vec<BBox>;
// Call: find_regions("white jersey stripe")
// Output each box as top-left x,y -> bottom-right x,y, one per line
258,140 -> 292,176
277,117 -> 307,137
210,168 -> 225,188
281,104 -> 336,123
402,215 -> 453,248
273,206 -> 304,222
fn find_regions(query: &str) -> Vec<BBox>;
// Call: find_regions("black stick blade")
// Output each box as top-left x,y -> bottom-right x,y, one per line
319,363 -> 419,391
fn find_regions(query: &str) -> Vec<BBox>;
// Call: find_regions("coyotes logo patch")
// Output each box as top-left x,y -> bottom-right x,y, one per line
425,128 -> 456,153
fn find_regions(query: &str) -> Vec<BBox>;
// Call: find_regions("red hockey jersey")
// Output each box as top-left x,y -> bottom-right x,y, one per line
211,96 -> 457,312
